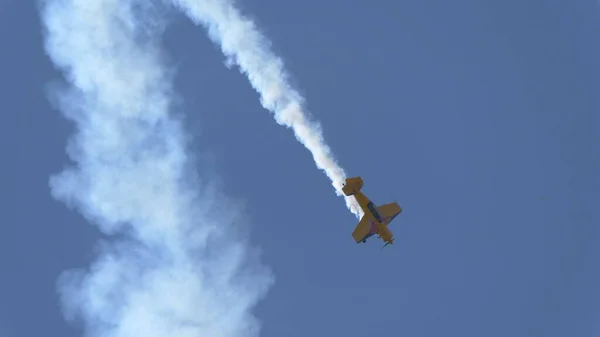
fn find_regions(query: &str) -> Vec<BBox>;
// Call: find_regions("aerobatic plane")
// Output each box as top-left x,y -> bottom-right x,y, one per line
342,176 -> 402,249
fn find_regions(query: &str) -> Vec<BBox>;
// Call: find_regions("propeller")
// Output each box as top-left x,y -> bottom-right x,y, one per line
381,238 -> 394,249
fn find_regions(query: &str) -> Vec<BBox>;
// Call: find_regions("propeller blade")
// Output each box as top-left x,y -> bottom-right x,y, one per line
381,238 -> 395,249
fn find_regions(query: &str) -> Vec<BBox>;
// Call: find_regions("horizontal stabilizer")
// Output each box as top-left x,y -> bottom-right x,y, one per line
342,177 -> 364,196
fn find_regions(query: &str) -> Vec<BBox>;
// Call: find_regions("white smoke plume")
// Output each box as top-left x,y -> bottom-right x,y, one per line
41,0 -> 273,336
169,0 -> 363,218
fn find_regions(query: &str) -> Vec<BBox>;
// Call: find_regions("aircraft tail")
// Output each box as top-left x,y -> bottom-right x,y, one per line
342,177 -> 364,196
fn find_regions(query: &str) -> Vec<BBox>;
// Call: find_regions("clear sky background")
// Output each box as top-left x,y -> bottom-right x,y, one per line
3,0 -> 600,337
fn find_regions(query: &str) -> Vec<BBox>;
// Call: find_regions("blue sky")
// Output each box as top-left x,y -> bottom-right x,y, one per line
3,0 -> 600,336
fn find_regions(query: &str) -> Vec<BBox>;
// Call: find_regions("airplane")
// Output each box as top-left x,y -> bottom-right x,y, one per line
342,176 -> 402,249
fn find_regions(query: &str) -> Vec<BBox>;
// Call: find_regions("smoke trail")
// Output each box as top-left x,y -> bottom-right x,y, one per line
41,0 -> 273,336
169,0 -> 363,218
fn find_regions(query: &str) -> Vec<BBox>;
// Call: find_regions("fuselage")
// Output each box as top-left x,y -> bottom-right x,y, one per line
362,215 -> 394,243
343,176 -> 401,246
353,191 -> 394,243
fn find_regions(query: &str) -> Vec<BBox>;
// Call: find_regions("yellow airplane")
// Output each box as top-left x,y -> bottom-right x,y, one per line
342,176 -> 402,248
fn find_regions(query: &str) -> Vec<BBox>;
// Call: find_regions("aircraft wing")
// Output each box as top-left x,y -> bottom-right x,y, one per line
352,216 -> 373,243
377,202 -> 402,222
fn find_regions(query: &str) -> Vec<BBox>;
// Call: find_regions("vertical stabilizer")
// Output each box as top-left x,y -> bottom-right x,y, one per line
342,177 -> 364,196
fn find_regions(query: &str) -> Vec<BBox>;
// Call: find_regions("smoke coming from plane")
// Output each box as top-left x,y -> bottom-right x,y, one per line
169,0 -> 363,218
41,0 -> 273,336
